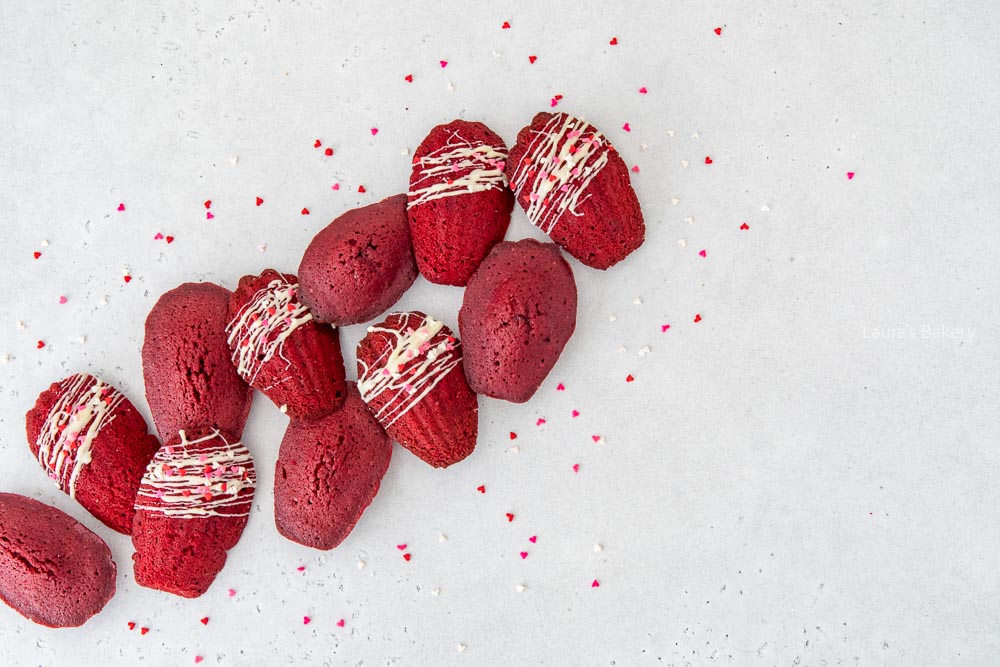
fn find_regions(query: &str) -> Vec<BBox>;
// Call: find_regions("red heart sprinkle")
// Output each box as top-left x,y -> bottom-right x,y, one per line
502,21 -> 510,29
404,74 -> 413,82
626,374 -> 634,382
740,222 -> 750,230
439,60 -> 448,68
847,171 -> 855,179
256,196 -> 264,206
314,139 -> 322,147
301,208 -> 310,215
572,410 -> 580,417
166,236 -> 174,244
477,485 -> 486,493
206,211 -> 214,219
337,619 -> 345,627
303,616 -> 311,625
694,313 -> 702,322
528,55 -> 537,64
33,251 -> 41,259
520,551 -> 528,559
370,127 -> 378,136
714,27 -> 722,35
324,148 -> 333,156
403,553 -> 411,561
203,200 -> 211,209
699,249 -> 707,257
609,37 -> 618,45
127,622 -> 136,630
506,513 -> 514,522
639,87 -> 647,94
200,617 -> 209,625
117,203 -> 125,211
705,156 -> 713,164
622,122 -> 631,132
123,275 -> 132,283
509,432 -> 517,440
528,535 -> 537,543
592,579 -> 600,588
140,627 -> 149,635
358,185 -> 366,193
591,435 -> 601,443
661,324 -> 671,332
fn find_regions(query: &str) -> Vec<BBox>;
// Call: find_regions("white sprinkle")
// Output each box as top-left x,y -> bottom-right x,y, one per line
670,197 -> 680,206
640,143 -> 648,152
492,50 -> 502,59
357,560 -> 366,570
617,346 -> 627,354
258,243 -> 267,253
511,445 -> 520,454
678,238 -> 687,247
595,436 -> 606,445
633,297 -> 642,305
666,130 -> 675,138
230,156 -> 239,165
515,584 -> 526,593
638,346 -> 651,356
77,336 -> 86,344
457,644 -> 466,653
16,320 -> 25,330
400,147 -> 409,156
446,82 -> 455,91
431,588 -> 441,597
99,297 -> 108,306
40,239 -> 49,247
691,131 -> 700,139
0,355 -> 10,364
761,204 -> 771,212
439,534 -> 448,543
685,216 -> 694,225
608,314 -> 617,322
594,543 -> 604,553
279,404 -> 288,414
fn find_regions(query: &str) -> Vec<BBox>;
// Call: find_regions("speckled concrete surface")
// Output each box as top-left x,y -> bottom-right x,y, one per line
1,1 -> 998,664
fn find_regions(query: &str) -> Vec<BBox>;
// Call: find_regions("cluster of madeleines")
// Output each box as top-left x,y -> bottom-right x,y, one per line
0,112 -> 644,627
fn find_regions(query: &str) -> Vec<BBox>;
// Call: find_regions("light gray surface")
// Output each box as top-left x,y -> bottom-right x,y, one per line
1,1 -> 998,664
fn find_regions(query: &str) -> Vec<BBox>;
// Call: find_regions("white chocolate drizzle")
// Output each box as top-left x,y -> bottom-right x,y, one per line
134,429 -> 255,519
508,113 -> 611,234
357,313 -> 462,428
407,131 -> 508,207
35,373 -> 125,498
226,275 -> 314,388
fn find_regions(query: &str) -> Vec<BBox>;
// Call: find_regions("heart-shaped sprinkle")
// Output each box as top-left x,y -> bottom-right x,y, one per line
699,249 -> 707,257
609,36 -> 618,45
439,60 -> 448,68
396,543 -> 407,550
528,55 -> 537,64
154,232 -> 164,240
694,313 -> 702,322
123,275 -> 132,283
33,251 -> 41,259
301,208 -> 310,215
631,165 -> 640,173
296,566 -> 305,571
200,617 -> 209,625
477,485 -> 485,493
639,86 -> 648,94
140,627 -> 149,635
206,211 -> 214,219
502,21 -> 510,29
255,196 -> 264,206
404,74 -> 413,82
626,374 -> 634,382
705,156 -> 713,164
117,203 -> 125,211
337,619 -> 345,627
506,513 -> 514,522
303,616 -> 311,625
847,171 -> 855,179
127,622 -> 136,630
740,222 -> 750,230
403,553 -> 411,561
592,579 -> 601,588
509,432 -> 517,440
591,435 -> 601,443
714,27 -> 722,35
58,296 -> 67,304
324,147 -> 333,156
557,383 -> 565,391
314,139 -> 322,148
370,127 -> 379,136
166,236 -> 174,244
195,657 -> 203,664
622,122 -> 631,132
536,418 -> 546,426
520,551 -> 528,559
528,535 -> 537,543
358,185 -> 366,193
203,200 -> 212,209
572,463 -> 580,473
228,589 -> 236,597
572,410 -> 580,417
661,324 -> 671,332
331,183 -> 340,190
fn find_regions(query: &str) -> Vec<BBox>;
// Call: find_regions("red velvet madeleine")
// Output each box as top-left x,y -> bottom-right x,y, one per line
298,194 -> 418,326
506,112 -> 645,270
0,492 -> 116,628
143,282 -> 253,440
356,311 -> 478,468
407,119 -> 513,285
226,269 -> 347,419
25,373 -> 161,534
132,427 -> 256,598
274,384 -> 392,550
459,239 -> 577,403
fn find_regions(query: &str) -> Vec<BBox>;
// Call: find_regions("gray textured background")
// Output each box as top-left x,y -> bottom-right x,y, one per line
1,1 -> 998,664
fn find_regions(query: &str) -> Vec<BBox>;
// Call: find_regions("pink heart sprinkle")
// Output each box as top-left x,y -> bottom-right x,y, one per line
117,203 -> 125,211
303,616 -> 311,625
572,410 -> 580,418
228,589 -> 236,597
206,212 -> 214,220
440,60 -> 448,68
592,435 -> 601,443
296,566 -> 305,572
195,657 -> 203,664
622,122 -> 631,132
572,464 -> 580,473
336,619 -> 345,628
847,171 -> 855,179
370,127 -> 379,136
154,232 -> 164,240
528,535 -> 537,543
699,249 -> 707,257
661,324 -> 671,332
396,543 -> 407,550
631,165 -> 640,173
536,418 -> 546,426
638,86 -> 648,94
556,383 -> 565,391
58,296 -> 67,304
592,579 -> 600,588
520,551 -> 528,559
331,183 -> 340,190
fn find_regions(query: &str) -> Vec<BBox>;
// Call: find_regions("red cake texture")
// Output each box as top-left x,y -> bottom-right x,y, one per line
356,311 -> 478,467
298,194 -> 418,325
25,373 -> 161,534
0,492 -> 116,628
459,239 -> 577,402
274,384 -> 392,550
132,427 -> 256,598
226,269 -> 347,419
506,111 -> 645,269
143,282 -> 253,440
407,119 -> 514,286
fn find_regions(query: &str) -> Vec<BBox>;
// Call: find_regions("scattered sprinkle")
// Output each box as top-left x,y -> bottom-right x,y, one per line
536,418 -> 546,426
301,208 -> 310,215
528,55 -> 537,64
506,513 -> 515,522
195,657 -> 203,664
699,249 -> 707,257
678,238 -> 687,247
457,644 -> 466,653
431,588 -> 440,597
761,204 -> 771,212
439,534 -> 448,542
639,86 -> 647,94
403,553 -> 412,561
296,566 -> 305,572
33,251 -> 41,259
528,535 -> 537,543
572,463 -> 580,473
0,355 -> 10,365
509,432 -> 517,440
314,139 -> 322,148
502,21 -> 510,29
203,200 -> 212,209
358,185 -> 366,193
370,127 -> 379,136
572,409 -> 580,418
58,296 -> 67,304
681,159 -> 689,168
324,148 -> 333,156
714,27 -> 723,35
200,617 -> 209,625
40,239 -> 48,246
520,551 -> 528,559
477,485 -> 486,494
609,36 -> 618,45
206,211 -> 214,220
694,313 -> 702,323
640,143 -> 648,151
123,274 -> 132,283
671,197 -> 680,206
117,203 -> 125,211
631,165 -> 640,173
847,171 -> 855,180
638,346 -> 650,356
228,589 -> 236,597
617,346 -> 627,353
661,324 -> 671,332
740,222 -> 750,230
358,560 -> 366,569
510,445 -> 520,453
592,435 -> 605,444
626,374 -> 634,382
140,627 -> 149,635
622,122 -> 631,132
667,129 -> 675,137
609,314 -> 617,322
166,236 -> 174,244
127,622 -> 136,630
77,336 -> 86,344
337,618 -> 346,627
258,243 -> 267,253
404,74 -> 413,82
594,543 -> 604,553
331,183 -> 340,190
396,543 -> 407,550
705,156 -> 713,164
633,297 -> 642,305
691,131 -> 700,139
685,216 -> 694,224
439,60 -> 448,68
556,383 -> 565,391
592,579 -> 601,588
36,340 -> 45,349
303,616 -> 311,625
16,321 -> 25,329
515,584 -> 526,592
